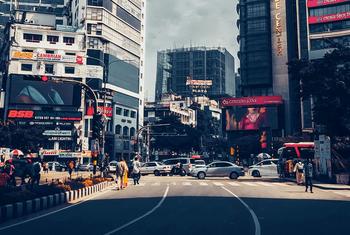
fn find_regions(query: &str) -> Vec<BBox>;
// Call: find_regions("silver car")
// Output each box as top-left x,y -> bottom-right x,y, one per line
140,162 -> 172,176
191,161 -> 245,180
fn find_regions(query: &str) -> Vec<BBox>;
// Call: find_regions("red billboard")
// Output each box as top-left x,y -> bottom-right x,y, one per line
221,96 -> 283,107
309,11 -> 350,24
307,0 -> 349,8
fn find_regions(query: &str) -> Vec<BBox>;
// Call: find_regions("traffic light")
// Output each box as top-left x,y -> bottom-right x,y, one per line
230,147 -> 235,156
92,113 -> 104,139
23,75 -> 50,82
91,151 -> 99,175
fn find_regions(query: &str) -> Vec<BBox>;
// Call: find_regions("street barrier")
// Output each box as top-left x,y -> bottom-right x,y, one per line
0,181 -> 112,223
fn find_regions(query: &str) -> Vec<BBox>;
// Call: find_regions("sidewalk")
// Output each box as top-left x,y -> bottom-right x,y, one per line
39,171 -> 93,184
285,177 -> 350,190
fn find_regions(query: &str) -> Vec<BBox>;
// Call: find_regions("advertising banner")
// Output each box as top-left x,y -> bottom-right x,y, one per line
221,96 -> 283,107
309,12 -> 350,24
8,110 -> 82,121
9,75 -> 81,107
11,51 -> 84,64
225,106 -> 279,131
307,0 -> 349,8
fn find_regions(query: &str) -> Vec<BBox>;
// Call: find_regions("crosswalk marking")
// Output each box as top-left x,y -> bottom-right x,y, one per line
151,182 -> 160,186
199,182 -> 208,186
255,182 -> 273,187
182,182 -> 192,186
228,182 -> 240,186
213,182 -> 224,186
241,182 -> 258,186
272,183 -> 288,187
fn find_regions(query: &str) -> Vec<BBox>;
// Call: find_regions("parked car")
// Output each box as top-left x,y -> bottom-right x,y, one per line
47,161 -> 67,172
140,162 -> 172,176
248,159 -> 279,177
194,160 -> 206,168
108,161 -> 118,173
78,163 -> 99,172
162,158 -> 196,175
191,161 -> 245,180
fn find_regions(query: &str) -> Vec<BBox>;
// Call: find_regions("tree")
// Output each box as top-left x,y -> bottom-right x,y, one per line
289,47 -> 350,136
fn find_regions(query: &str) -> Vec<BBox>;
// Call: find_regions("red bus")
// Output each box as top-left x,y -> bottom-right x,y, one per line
279,142 -> 314,159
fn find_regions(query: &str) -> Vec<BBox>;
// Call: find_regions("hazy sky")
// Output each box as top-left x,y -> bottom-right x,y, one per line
144,0 -> 239,101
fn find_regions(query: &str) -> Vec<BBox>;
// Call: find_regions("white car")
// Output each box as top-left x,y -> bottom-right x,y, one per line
248,159 -> 279,177
140,162 -> 172,176
108,161 -> 118,173
191,161 -> 245,180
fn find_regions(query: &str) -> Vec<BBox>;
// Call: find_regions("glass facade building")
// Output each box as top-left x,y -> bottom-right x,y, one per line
155,47 -> 235,101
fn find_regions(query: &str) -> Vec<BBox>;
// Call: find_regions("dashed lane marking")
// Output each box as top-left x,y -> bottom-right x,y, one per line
228,182 -> 240,186
241,182 -> 258,187
255,182 -> 273,187
182,182 -> 192,186
213,182 -> 224,186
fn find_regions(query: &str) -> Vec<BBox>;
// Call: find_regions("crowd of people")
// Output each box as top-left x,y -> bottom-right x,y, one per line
114,156 -> 142,190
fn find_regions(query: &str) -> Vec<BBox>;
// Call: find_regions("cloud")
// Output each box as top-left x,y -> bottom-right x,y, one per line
144,0 -> 239,101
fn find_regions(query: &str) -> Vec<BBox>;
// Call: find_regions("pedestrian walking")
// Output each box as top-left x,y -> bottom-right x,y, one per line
4,159 -> 16,186
120,158 -> 129,188
43,162 -> 49,174
132,157 -> 141,185
294,160 -> 304,185
115,160 -> 123,190
303,158 -> 314,193
68,161 -> 74,179
31,161 -> 41,185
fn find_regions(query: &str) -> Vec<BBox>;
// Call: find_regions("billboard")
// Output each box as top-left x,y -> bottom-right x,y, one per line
309,12 -> 350,24
9,75 -> 81,107
307,0 -> 348,8
225,106 -> 279,131
221,96 -> 283,107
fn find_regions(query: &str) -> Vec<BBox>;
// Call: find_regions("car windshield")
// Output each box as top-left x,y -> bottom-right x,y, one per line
157,162 -> 164,165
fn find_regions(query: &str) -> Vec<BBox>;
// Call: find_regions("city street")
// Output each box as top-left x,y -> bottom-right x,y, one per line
1,175 -> 350,235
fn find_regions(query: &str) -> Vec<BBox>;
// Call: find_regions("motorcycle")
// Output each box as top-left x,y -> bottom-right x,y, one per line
169,164 -> 186,176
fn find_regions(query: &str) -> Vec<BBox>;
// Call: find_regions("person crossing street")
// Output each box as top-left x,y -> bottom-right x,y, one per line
304,158 -> 314,193
132,156 -> 141,185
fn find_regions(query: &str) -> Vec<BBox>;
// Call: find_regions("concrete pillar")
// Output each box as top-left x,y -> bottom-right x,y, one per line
41,196 -> 48,209
60,193 -> 65,203
48,195 -> 54,207
15,202 -> 23,218
4,204 -> 13,220
54,194 -> 60,205
34,198 -> 40,212
25,200 -> 33,214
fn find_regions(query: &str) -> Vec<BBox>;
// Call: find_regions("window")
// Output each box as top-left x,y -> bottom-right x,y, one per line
65,67 -> 75,74
148,163 -> 157,167
115,125 -> 121,135
63,37 -> 75,45
130,111 -> 136,118
22,49 -> 33,52
21,64 -> 32,71
23,33 -> 42,42
262,161 -> 271,165
116,107 -> 122,115
46,50 -> 55,54
216,163 -> 231,167
116,6 -> 141,31
123,126 -> 129,136
45,64 -> 54,74
124,109 -> 129,117
47,35 -> 59,43
65,52 -> 76,56
130,127 -> 136,137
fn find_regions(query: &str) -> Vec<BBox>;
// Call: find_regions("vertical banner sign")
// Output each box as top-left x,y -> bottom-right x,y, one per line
270,0 -> 291,133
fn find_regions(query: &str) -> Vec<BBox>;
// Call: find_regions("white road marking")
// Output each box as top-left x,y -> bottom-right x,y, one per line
222,187 -> 261,235
272,183 -> 288,187
104,185 -> 170,235
228,182 -> 240,186
199,182 -> 208,186
255,182 -> 273,187
241,182 -> 258,186
213,182 -> 224,186
333,191 -> 350,197
0,186 -> 113,232
182,182 -> 192,186
151,182 -> 160,186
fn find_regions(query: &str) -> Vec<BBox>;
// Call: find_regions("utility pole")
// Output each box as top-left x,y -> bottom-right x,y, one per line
147,125 -> 150,162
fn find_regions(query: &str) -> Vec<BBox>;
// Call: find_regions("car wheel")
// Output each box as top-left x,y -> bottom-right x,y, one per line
252,170 -> 261,177
180,170 -> 186,177
230,172 -> 238,180
197,172 -> 206,179
154,170 -> 160,176
61,168 -> 65,172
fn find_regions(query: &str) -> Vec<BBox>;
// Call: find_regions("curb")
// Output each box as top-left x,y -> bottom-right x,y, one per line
284,178 -> 350,190
0,181 -> 114,223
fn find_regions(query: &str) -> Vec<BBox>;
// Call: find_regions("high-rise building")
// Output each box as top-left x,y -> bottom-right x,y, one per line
296,0 -> 350,130
155,47 -> 235,101
237,0 -> 301,135
69,0 -> 145,160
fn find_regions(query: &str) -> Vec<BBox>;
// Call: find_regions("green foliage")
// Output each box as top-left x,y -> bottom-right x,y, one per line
289,47 -> 350,136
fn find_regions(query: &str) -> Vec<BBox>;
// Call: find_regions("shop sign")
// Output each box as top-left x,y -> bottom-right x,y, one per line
8,110 -> 82,121
11,51 -> 34,60
97,106 -> 113,117
59,152 -> 82,158
309,12 -> 350,24
43,130 -> 72,136
40,149 -> 59,156
221,96 -> 283,107
307,0 -> 348,8
48,136 -> 73,141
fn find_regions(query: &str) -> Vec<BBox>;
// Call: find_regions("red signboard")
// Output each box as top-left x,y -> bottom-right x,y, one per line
98,106 -> 113,117
7,110 -> 82,121
308,0 -> 349,8
221,96 -> 283,107
309,11 -> 350,24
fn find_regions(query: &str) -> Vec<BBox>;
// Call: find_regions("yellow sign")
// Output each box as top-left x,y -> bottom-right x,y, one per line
11,51 -> 34,60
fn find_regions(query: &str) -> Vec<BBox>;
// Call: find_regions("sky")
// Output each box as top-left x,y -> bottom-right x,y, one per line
144,0 -> 239,101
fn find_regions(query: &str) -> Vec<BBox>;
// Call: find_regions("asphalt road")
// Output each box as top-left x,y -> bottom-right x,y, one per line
1,175 -> 350,235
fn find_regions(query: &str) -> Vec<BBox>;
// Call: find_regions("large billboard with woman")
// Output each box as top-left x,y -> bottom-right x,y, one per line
222,96 -> 283,131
